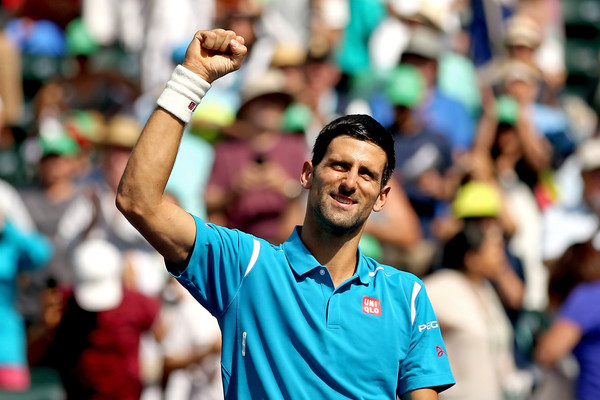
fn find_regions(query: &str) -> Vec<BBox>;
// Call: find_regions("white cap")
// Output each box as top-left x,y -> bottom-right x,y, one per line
73,238 -> 123,311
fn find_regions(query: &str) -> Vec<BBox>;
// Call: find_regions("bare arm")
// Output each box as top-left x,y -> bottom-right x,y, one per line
515,107 -> 552,173
116,29 -> 247,264
534,319 -> 582,366
400,388 -> 439,400
489,262 -> 525,311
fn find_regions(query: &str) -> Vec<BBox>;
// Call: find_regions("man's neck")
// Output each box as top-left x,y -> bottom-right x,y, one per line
299,222 -> 363,288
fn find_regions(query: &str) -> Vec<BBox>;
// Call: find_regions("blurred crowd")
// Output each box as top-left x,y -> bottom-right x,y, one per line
1,0 -> 600,399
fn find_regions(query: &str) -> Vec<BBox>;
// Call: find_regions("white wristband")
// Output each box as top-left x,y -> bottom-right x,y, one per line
156,65 -> 211,124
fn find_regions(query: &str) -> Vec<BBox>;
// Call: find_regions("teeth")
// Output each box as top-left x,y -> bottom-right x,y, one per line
334,195 -> 353,205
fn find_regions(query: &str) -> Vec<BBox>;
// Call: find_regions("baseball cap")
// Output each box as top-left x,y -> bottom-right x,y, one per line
452,181 -> 501,219
73,239 -> 124,312
282,102 -> 313,133
65,18 -> 98,56
495,95 -> 519,126
385,64 -> 426,108
577,138 -> 600,171
40,133 -> 80,157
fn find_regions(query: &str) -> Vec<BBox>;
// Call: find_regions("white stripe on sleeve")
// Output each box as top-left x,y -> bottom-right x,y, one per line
410,282 -> 421,325
244,239 -> 261,277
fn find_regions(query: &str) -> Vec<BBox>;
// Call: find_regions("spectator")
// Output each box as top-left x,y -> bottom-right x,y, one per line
443,181 -> 525,314
534,235 -> 600,400
160,278 -> 222,400
386,63 -> 453,242
57,114 -> 168,297
543,138 -> 600,302
400,25 -> 476,155
18,132 -> 86,325
425,219 -> 531,400
0,211 -> 52,392
29,238 -> 162,399
471,94 -> 549,311
204,68 -> 308,244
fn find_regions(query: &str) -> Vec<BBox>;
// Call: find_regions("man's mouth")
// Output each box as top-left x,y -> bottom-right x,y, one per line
331,194 -> 356,206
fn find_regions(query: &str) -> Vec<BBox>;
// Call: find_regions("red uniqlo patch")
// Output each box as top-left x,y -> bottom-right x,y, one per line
188,101 -> 197,111
362,296 -> 381,315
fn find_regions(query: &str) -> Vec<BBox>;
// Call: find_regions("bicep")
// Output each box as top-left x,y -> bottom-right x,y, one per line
534,319 -> 582,366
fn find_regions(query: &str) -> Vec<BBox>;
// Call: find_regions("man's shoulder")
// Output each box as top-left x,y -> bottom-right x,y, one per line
196,218 -> 281,254
364,257 -> 424,288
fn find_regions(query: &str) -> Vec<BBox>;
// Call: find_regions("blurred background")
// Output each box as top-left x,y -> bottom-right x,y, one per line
1,0 -> 600,399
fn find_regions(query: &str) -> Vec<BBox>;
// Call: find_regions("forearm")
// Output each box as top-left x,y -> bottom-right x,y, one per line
490,265 -> 525,311
472,114 -> 498,153
116,29 -> 247,264
516,114 -> 551,172
116,108 -> 197,262
534,319 -> 581,366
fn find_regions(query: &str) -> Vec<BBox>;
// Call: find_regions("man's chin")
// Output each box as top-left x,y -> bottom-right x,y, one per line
322,216 -> 364,237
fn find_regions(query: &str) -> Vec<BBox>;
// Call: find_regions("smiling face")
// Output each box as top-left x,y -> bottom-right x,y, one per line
301,135 -> 390,236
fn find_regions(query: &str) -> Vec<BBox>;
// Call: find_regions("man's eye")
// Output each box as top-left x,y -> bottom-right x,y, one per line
359,170 -> 374,180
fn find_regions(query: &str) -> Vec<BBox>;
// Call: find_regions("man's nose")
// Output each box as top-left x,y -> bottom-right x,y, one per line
340,169 -> 358,192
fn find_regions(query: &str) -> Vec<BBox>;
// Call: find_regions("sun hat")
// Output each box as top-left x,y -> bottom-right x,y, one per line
505,14 -> 542,49
101,114 -> 142,149
403,25 -> 445,60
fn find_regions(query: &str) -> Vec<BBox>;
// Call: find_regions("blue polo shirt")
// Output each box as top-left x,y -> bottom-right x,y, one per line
170,216 -> 455,399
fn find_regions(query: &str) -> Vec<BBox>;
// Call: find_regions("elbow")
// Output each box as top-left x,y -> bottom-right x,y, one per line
115,187 -> 141,221
115,184 -> 161,227
115,189 -> 131,216
534,346 -> 558,368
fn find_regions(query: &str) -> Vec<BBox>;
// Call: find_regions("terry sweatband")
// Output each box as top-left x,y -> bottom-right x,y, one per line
156,65 -> 211,124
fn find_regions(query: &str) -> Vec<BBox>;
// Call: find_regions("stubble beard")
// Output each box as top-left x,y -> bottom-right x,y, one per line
310,194 -> 369,237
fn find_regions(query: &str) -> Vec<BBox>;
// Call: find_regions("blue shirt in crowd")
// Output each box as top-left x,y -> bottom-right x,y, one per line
559,280 -> 600,400
0,221 -> 52,367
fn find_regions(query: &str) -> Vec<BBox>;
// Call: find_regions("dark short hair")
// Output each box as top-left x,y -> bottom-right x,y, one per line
442,221 -> 485,270
311,114 -> 396,186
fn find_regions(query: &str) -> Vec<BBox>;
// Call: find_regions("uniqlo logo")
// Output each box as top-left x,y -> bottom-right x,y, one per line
188,101 -> 197,111
362,296 -> 381,315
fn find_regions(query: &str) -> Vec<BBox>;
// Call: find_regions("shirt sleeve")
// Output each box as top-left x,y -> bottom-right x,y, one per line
167,215 -> 259,319
397,279 -> 455,396
558,283 -> 600,334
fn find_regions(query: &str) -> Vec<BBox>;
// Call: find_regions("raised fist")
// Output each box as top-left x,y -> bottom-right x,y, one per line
182,29 -> 247,83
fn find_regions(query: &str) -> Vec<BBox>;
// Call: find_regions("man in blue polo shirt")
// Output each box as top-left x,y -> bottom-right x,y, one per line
117,29 -> 454,399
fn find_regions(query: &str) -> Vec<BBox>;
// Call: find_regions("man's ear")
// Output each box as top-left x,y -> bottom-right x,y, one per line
300,161 -> 313,189
372,184 -> 391,212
